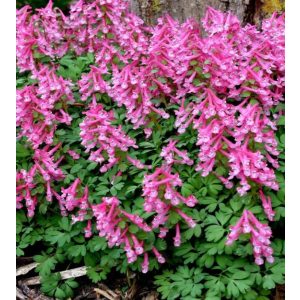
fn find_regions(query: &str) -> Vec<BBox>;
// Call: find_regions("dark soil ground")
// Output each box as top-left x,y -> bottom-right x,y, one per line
17,257 -> 284,300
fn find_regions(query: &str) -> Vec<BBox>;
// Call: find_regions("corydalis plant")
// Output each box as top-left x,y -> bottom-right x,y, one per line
79,96 -> 137,172
16,0 -> 284,271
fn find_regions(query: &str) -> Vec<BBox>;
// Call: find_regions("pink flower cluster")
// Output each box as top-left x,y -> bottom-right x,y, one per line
16,66 -> 73,149
79,97 -> 137,172
226,210 -> 274,265
17,144 -> 65,217
175,87 -> 280,195
92,196 -> 152,267
160,140 -> 193,166
142,166 -> 197,246
16,167 -> 37,217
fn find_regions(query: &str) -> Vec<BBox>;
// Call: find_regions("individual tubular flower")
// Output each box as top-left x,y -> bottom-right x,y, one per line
126,155 -> 151,170
142,166 -> 197,229
84,219 -> 93,238
160,140 -> 193,166
175,208 -> 197,228
259,189 -> 276,221
141,252 -> 149,273
226,210 -> 274,265
119,209 -> 152,232
79,97 -> 137,172
173,223 -> 181,247
67,150 -> 80,160
152,246 -> 166,264
158,227 -> 169,238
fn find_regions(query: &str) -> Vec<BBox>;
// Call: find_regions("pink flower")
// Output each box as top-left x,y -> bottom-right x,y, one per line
152,247 -> 166,264
84,220 -> 93,238
67,150 -> 80,160
141,253 -> 149,273
226,210 -> 274,265
126,155 -> 151,169
16,167 -> 37,217
80,98 -> 137,172
259,189 -> 276,221
173,223 -> 181,247
160,140 -> 193,166
142,166 -> 197,229
92,197 -> 149,265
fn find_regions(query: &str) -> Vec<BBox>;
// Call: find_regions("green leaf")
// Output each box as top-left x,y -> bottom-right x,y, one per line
190,60 -> 198,66
156,239 -> 167,251
66,279 -> 79,289
263,275 -> 275,289
230,198 -> 243,212
70,164 -> 82,174
87,162 -> 98,171
232,271 -> 250,280
55,287 -> 65,299
35,256 -> 57,277
67,245 -> 86,257
181,183 -> 194,197
241,91 -> 251,97
204,255 -> 214,268
87,237 -> 107,252
227,281 -> 240,298
215,211 -> 231,226
205,225 -> 225,242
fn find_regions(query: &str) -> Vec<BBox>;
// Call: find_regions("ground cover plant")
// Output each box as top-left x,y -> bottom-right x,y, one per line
16,0 -> 285,299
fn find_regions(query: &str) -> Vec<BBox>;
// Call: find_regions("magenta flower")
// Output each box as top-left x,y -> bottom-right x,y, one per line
173,223 -> 181,247
142,166 -> 197,229
80,97 -> 137,172
226,210 -> 274,265
160,140 -> 193,166
259,189 -> 276,221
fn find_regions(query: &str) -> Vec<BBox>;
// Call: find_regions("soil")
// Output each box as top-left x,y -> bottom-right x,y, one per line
16,258 -> 285,300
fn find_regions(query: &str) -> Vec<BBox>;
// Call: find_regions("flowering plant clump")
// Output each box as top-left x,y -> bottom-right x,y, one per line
16,1 -> 285,299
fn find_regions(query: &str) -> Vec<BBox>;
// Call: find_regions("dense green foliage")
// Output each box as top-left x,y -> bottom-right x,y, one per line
16,50 -> 284,299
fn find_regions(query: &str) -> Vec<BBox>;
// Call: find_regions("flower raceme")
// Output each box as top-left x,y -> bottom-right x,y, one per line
16,0 -> 284,270
17,144 -> 65,216
79,97 -> 137,172
160,140 -> 193,166
226,210 -> 274,265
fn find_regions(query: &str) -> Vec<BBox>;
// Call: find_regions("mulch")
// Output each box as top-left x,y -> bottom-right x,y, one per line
16,257 -> 284,300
